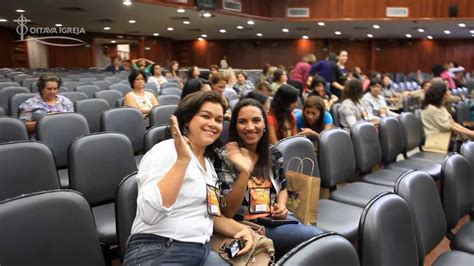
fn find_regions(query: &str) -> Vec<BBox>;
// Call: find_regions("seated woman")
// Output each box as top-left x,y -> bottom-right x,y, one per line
210,72 -> 232,119
124,91 -> 252,265
295,95 -> 333,140
421,81 -> 474,140
124,70 -> 159,116
270,69 -> 288,94
19,73 -> 73,133
233,71 -> 254,97
213,98 -> 324,259
339,79 -> 379,132
187,66 -> 201,80
255,82 -> 273,97
132,58 -> 155,76
147,64 -> 167,91
362,79 -> 399,118
307,76 -> 338,111
381,74 -> 402,109
267,84 -> 299,144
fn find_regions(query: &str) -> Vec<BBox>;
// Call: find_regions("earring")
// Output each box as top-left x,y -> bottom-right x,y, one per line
263,128 -> 266,132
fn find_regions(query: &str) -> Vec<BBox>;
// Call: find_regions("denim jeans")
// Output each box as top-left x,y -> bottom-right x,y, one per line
123,233 -> 228,266
264,213 -> 324,259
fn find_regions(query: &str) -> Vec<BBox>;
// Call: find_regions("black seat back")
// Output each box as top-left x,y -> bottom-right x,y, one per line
275,136 -> 320,178
157,95 -> 180,106
0,117 -> 28,143
75,99 -> 110,133
399,112 -> 423,152
351,122 -> 382,173
60,91 -> 88,103
144,125 -> 170,152
379,117 -> 405,163
331,103 -> 341,128
0,87 -> 29,115
115,172 -> 138,258
76,85 -> 101,99
101,108 -> 146,153
149,105 -> 177,127
460,141 -> 474,168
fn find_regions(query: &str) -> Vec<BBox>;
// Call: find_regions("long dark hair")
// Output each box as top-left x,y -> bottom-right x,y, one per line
422,81 -> 446,109
229,98 -> 271,179
270,84 -> 299,137
341,79 -> 363,104
173,90 -> 226,156
303,96 -> 326,133
181,78 -> 203,99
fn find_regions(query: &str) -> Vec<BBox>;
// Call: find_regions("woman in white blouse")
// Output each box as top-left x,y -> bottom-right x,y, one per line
124,91 -> 252,265
362,79 -> 399,118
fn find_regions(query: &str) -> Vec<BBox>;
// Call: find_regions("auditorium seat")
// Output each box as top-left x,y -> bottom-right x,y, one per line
157,94 -> 180,105
63,81 -> 81,91
0,117 -> 28,143
109,83 -> 132,96
223,89 -> 239,102
95,89 -> 123,108
144,82 -> 158,92
115,172 -> 138,259
0,106 -> 4,116
160,87 -> 182,97
0,86 -> 29,115
79,77 -> 98,85
9,92 -> 37,118
0,141 -> 60,201
21,77 -> 38,91
277,232 -> 359,266
330,103 -> 341,128
144,125 -> 170,152
358,192 -> 419,266
93,80 -> 113,90
69,133 -> 137,249
460,141 -> 474,167
162,82 -> 180,89
60,91 -> 88,103
105,76 -> 121,84
36,113 -> 90,188
319,128 -> 393,208
0,81 -> 21,89
219,120 -> 230,144
75,99 -> 110,133
76,85 -> 101,99
149,105 -> 177,127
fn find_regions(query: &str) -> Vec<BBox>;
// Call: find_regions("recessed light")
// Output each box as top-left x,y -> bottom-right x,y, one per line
470,30 -> 474,34
302,35 -> 309,39
177,8 -> 185,13
167,27 -> 174,31
153,33 -> 159,36
406,33 -> 412,38
427,35 -> 433,40
444,30 -> 451,34
458,23 -> 466,28
128,20 -> 136,24
317,22 -> 325,26
219,29 -> 226,33
256,33 -> 263,37
183,21 -> 190,25
198,37 -> 204,41
334,31 -> 341,35
111,40 -> 116,43
367,33 -> 373,38
282,28 -> 289,33
0,19 -> 7,22
373,24 -> 380,29
236,25 -> 244,30
247,20 -> 255,25
123,0 -> 132,6
16,9 -> 25,13
201,34 -> 207,38
55,24 -> 62,27
203,12 -> 212,18
104,27 -> 111,30
417,28 -> 424,33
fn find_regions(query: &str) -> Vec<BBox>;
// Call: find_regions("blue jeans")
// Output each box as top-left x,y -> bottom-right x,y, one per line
264,214 -> 324,259
123,233 -> 229,266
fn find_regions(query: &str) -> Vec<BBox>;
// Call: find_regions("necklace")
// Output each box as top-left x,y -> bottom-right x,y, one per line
251,176 -> 265,186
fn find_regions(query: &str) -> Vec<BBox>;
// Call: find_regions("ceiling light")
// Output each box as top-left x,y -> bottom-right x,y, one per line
444,30 -> 451,34
470,30 -> 474,34
302,35 -> 309,39
219,29 -> 226,33
55,24 -> 62,27
256,33 -> 263,37
16,9 -> 25,13
177,8 -> 185,13
0,19 -> 7,22
317,22 -> 325,26
183,21 -> 190,25
373,24 -> 380,29
167,27 -> 174,31
198,37 -> 204,41
104,27 -> 111,30
247,20 -> 255,25
458,23 -> 466,28
282,28 -> 289,33
367,33 -> 373,38
128,20 -> 136,24
427,35 -> 433,40
145,47 -> 151,50
405,33 -> 412,38
123,0 -> 132,6
334,31 -> 341,35
417,28 -> 424,33
236,25 -> 244,30
111,40 -> 116,43
153,33 -> 159,36
202,12 -> 212,18
201,34 -> 207,38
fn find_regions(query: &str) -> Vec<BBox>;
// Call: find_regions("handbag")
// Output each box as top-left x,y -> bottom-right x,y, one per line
210,221 -> 275,265
285,157 -> 321,225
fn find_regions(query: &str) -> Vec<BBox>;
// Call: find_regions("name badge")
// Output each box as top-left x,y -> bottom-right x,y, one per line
206,184 -> 221,216
249,187 -> 271,214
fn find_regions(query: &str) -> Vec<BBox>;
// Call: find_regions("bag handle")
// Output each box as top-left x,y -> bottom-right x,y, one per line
286,156 -> 315,176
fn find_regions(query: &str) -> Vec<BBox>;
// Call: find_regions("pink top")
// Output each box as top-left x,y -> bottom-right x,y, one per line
267,111 -> 297,141
291,62 -> 311,84
440,71 -> 456,89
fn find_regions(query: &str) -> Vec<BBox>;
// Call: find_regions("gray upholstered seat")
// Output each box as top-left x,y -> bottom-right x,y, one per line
95,89 -> 123,107
75,99 -> 110,133
359,192 -> 419,266
433,251 -> 474,266
144,125 -> 170,152
149,105 -> 177,127
69,132 -> 137,246
93,80 -> 113,90
60,91 -> 88,103
379,117 -> 442,179
461,141 -> 474,167
160,87 -> 182,97
330,103 -> 341,128
109,83 -> 132,96
0,117 -> 28,143
276,232 -> 360,266
0,86 -> 29,115
115,172 -> 138,258
76,85 -> 101,99
0,191 -> 105,266
101,108 -> 146,154
63,81 -> 81,91
157,94 -> 180,105
319,128 -> 392,208
351,122 -> 408,186
8,92 -> 37,118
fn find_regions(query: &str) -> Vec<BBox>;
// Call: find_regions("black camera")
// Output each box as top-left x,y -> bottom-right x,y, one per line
224,238 -> 245,258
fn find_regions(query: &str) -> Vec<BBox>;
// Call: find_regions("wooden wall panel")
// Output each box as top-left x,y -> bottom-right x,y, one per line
0,29 -> 15,67
47,45 -> 94,68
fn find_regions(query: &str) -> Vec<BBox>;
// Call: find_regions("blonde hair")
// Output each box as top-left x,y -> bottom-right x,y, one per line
303,53 -> 316,64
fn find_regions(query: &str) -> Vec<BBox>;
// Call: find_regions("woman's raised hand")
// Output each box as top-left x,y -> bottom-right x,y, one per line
170,115 -> 192,161
225,142 -> 254,175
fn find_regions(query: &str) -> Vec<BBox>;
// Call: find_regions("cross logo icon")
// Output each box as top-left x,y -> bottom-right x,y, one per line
14,14 -> 30,41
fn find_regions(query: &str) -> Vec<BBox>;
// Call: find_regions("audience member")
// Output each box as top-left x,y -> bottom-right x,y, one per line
234,71 -> 254,96
270,69 -> 288,93
132,58 -> 155,76
296,95 -> 333,139
432,64 -> 455,90
308,76 -> 338,110
381,74 -> 402,109
147,64 -> 167,92
181,78 -> 211,99
105,56 -> 125,74
309,53 -> 337,88
362,79 -> 399,117
330,50 -> 350,98
267,84 -> 299,143
124,70 -> 159,116
290,53 -> 316,92
187,66 -> 201,80
255,82 -> 273,97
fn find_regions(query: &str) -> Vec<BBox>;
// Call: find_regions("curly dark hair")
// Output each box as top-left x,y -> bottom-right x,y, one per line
422,81 -> 446,109
128,69 -> 147,89
270,84 -> 299,137
341,79 -> 363,104
37,73 -> 62,96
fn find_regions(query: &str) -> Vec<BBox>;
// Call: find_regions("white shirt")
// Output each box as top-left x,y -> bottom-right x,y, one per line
148,75 -> 168,89
362,93 -> 399,117
131,139 -> 218,244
